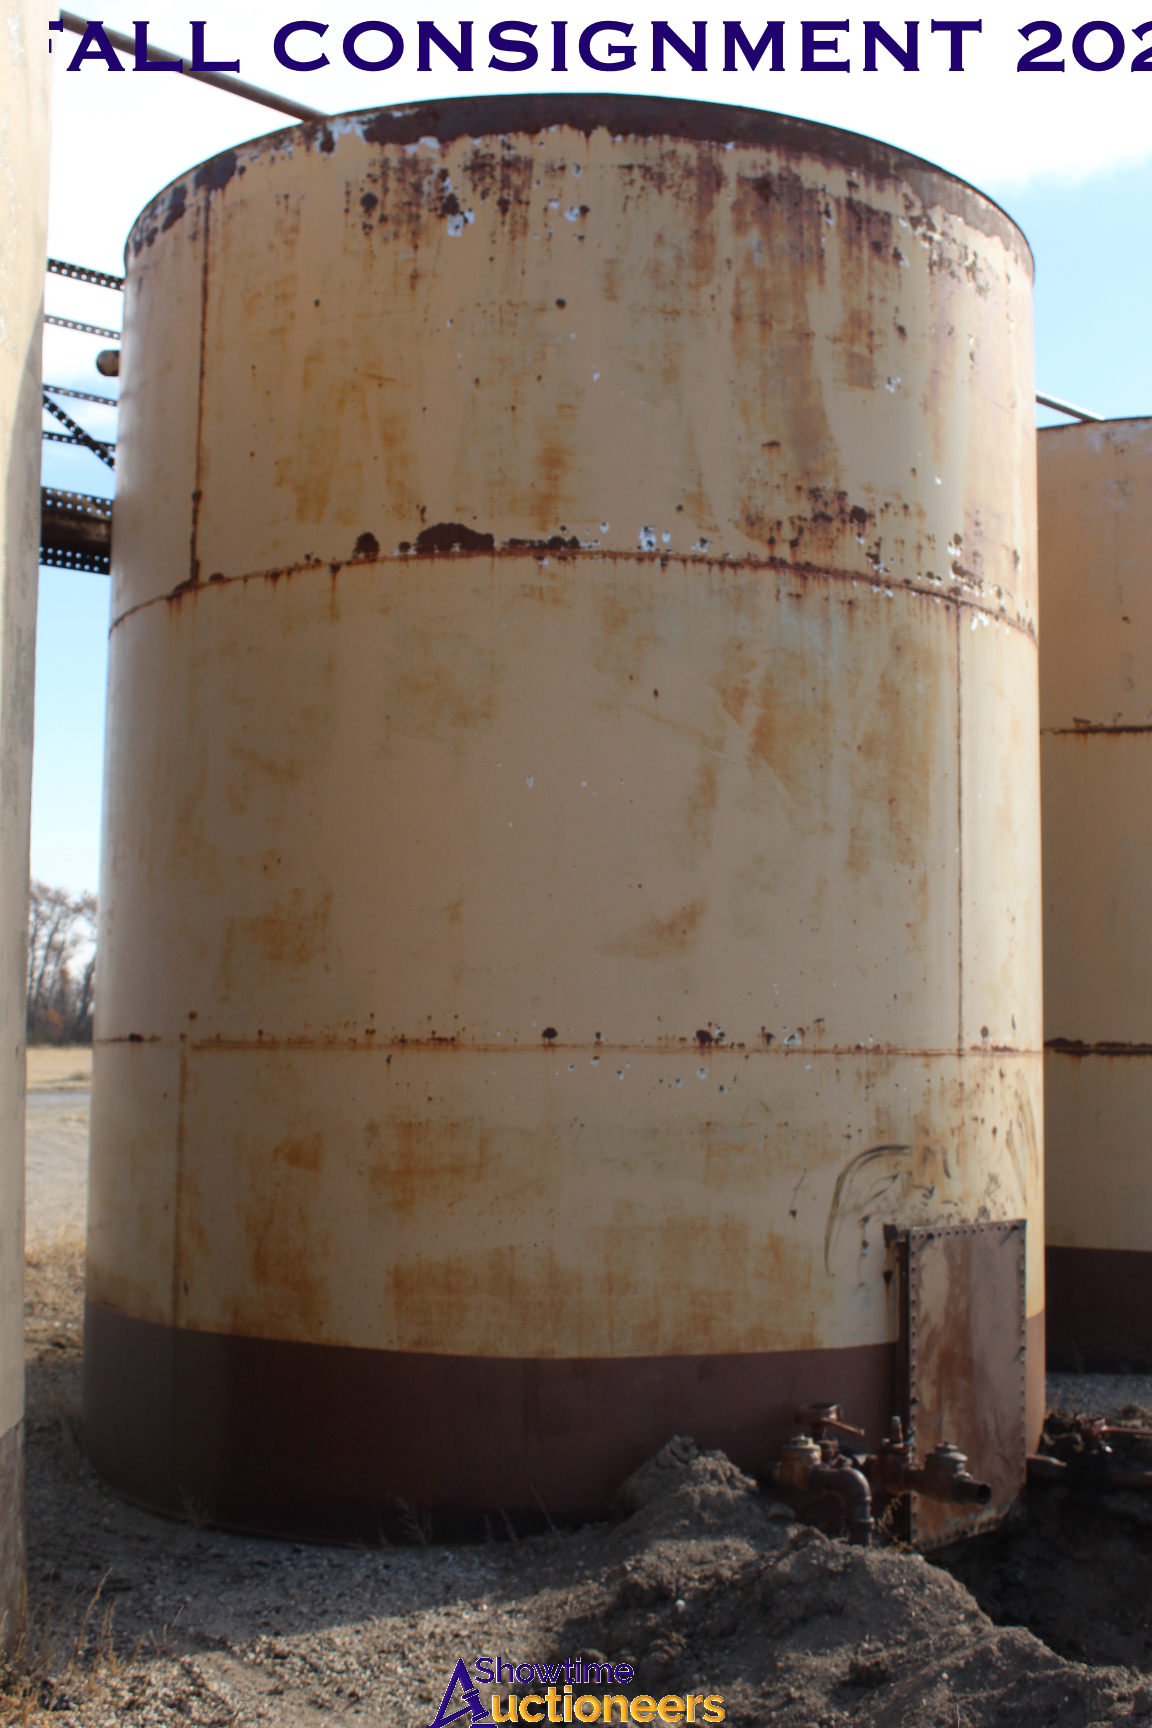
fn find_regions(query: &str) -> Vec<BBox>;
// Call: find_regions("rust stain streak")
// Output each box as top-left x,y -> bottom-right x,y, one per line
601,897 -> 705,960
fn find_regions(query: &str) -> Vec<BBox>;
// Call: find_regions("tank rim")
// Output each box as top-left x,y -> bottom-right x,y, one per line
1037,414 -> 1152,433
124,90 -> 1033,276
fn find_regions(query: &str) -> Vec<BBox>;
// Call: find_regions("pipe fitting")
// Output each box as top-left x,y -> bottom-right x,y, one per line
910,1441 -> 992,1506
864,1436 -> 991,1507
775,1438 -> 821,1495
808,1462 -> 875,1547
1033,1444 -> 1117,1493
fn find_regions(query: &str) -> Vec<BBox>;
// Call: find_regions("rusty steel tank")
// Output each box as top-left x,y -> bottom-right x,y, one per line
1040,418 -> 1152,1370
85,95 -> 1043,1540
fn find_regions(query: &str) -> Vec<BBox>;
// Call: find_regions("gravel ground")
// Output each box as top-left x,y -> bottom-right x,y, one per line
1048,1377 -> 1152,1421
24,1092 -> 89,1239
10,1235 -> 1152,1728
24,1047 -> 91,1242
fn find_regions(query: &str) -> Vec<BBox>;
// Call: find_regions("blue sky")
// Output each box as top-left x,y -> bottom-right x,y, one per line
34,3 -> 1152,895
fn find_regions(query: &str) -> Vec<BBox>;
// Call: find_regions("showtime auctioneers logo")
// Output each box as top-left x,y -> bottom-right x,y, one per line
426,1657 -> 726,1726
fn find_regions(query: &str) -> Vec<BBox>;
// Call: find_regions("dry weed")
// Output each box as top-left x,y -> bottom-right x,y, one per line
0,1577 -> 122,1725
23,1226 -> 84,1361
874,1492 -> 914,1550
24,1221 -> 84,1280
390,1496 -> 434,1546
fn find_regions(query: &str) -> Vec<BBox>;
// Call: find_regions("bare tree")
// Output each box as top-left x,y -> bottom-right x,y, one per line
27,881 -> 97,1045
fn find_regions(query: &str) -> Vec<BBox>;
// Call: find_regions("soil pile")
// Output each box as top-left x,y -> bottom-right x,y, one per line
938,1409 -> 1152,1678
540,1437 -> 1143,1726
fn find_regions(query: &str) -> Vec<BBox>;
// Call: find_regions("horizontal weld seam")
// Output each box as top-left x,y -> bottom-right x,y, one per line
108,550 -> 1037,640
1042,725 -> 1152,736
96,1037 -> 1043,1058
1046,1040 -> 1152,1055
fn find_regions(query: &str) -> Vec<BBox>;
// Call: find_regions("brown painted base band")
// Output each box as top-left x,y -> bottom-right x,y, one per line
1046,1246 -> 1152,1371
1026,1310 -> 1046,1455
0,1420 -> 25,1651
84,1302 -> 900,1542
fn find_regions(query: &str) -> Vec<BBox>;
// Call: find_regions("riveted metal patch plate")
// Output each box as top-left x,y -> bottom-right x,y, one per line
905,1219 -> 1027,1550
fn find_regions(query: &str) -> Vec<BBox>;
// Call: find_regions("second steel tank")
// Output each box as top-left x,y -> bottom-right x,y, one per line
1040,418 -> 1152,1369
85,96 -> 1043,1538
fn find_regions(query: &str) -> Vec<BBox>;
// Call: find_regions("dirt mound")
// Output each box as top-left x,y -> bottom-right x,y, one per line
937,1409 -> 1152,1681
536,1437 -> 1143,1727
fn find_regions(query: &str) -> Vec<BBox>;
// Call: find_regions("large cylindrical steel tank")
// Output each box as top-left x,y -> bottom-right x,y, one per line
1040,418 -> 1152,1369
85,95 -> 1043,1539
0,0 -> 50,1643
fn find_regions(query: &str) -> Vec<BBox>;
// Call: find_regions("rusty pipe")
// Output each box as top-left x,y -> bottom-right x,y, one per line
770,1440 -> 874,1546
865,1438 -> 991,1507
903,1465 -> 992,1506
1065,1417 -> 1152,1491
1026,1453 -> 1152,1493
808,1463 -> 875,1547
1113,1468 -> 1152,1491
56,12 -> 328,123
1035,391 -> 1103,424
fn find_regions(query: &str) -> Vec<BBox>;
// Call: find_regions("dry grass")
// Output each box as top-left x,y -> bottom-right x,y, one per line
0,1583 -> 126,1726
24,1049 -> 91,1095
23,1224 -> 86,1496
23,1225 -> 84,1359
2,1228 -> 123,1724
24,1222 -> 85,1276
23,1222 -> 84,1275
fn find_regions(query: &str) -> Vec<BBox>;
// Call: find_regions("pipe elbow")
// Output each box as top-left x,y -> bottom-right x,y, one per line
809,1464 -> 874,1546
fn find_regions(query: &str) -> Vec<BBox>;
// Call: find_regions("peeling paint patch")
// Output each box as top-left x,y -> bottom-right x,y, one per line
415,523 -> 495,554
193,149 -> 237,196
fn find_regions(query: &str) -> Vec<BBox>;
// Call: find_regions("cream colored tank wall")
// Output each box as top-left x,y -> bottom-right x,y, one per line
87,99 -> 1042,1528
0,0 -> 49,1643
1040,419 -> 1152,1368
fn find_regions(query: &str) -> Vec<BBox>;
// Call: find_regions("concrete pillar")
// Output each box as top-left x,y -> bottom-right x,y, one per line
0,0 -> 50,1646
